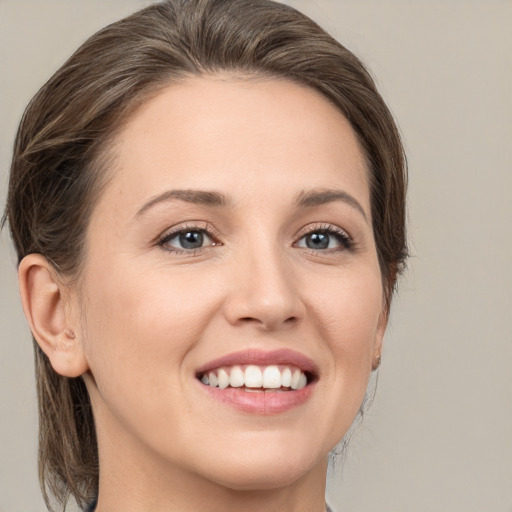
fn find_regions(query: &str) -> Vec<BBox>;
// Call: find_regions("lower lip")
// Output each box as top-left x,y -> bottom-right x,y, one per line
198,382 -> 316,415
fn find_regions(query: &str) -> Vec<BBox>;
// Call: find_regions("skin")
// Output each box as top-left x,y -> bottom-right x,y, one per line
19,76 -> 387,512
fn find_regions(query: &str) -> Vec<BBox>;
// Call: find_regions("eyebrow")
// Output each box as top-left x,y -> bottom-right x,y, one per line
295,188 -> 368,222
135,187 -> 368,222
135,189 -> 230,217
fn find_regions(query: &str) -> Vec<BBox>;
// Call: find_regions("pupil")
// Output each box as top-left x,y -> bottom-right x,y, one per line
179,231 -> 204,249
307,232 -> 329,249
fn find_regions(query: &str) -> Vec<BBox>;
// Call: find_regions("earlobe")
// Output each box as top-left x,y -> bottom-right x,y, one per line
18,254 -> 89,378
372,308 -> 388,371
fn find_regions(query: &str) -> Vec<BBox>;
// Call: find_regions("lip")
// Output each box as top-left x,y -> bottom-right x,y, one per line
195,349 -> 318,415
195,348 -> 319,375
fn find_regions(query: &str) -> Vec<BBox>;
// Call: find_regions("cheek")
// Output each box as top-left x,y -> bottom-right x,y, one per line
309,266 -> 383,349
79,262 -> 220,389
306,267 -> 383,412
77,262 -> 228,452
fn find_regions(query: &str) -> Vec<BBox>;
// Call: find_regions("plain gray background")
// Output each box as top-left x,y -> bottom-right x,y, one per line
1,1 -> 511,511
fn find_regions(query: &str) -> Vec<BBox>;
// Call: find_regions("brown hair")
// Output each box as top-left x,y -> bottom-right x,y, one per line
3,0 -> 407,509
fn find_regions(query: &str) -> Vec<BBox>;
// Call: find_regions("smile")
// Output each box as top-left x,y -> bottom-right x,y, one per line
199,364 -> 308,391
195,349 -> 318,414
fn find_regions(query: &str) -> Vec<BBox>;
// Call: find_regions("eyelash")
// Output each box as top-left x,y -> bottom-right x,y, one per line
157,223 -> 354,255
294,223 -> 354,253
157,222 -> 220,255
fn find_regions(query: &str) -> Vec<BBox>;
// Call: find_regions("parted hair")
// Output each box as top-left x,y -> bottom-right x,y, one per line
3,0 -> 407,509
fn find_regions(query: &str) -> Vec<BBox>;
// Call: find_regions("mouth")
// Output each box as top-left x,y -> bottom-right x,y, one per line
195,349 -> 318,414
197,364 -> 312,391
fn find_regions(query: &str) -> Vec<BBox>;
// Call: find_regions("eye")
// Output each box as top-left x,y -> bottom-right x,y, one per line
158,225 -> 218,253
296,226 -> 352,251
172,230 -> 209,249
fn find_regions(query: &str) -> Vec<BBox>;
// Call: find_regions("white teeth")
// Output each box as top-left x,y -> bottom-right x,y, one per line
201,365 -> 309,390
208,371 -> 218,387
262,365 -> 281,388
281,367 -> 292,387
290,369 -> 301,390
229,366 -> 244,387
297,372 -> 307,390
218,368 -> 229,389
244,365 -> 263,388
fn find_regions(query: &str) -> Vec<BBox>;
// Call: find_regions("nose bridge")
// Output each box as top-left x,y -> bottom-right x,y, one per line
224,232 -> 304,330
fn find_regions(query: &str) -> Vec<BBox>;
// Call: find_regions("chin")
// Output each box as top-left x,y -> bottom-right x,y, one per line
190,434 -> 329,491
206,460 -> 318,492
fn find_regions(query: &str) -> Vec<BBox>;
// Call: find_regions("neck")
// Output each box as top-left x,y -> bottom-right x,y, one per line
93,424 -> 328,512
89,382 -> 331,512
95,463 -> 328,512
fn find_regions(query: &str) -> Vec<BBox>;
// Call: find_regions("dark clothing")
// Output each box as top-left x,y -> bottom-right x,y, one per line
84,497 -> 97,512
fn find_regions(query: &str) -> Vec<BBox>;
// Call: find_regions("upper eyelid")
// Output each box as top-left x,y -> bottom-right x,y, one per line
157,224 -> 220,255
293,223 -> 355,252
162,228 -> 214,243
294,223 -> 351,240
158,222 -> 217,240
156,225 -> 222,253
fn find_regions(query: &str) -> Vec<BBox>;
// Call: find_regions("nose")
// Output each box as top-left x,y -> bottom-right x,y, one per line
222,245 -> 305,331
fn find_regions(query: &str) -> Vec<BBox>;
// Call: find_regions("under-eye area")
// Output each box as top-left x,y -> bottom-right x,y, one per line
197,365 -> 316,391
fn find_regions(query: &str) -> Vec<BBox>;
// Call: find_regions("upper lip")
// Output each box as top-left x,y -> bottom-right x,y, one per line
195,348 -> 319,377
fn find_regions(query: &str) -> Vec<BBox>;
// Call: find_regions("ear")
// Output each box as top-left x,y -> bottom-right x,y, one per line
372,306 -> 388,371
18,254 -> 89,377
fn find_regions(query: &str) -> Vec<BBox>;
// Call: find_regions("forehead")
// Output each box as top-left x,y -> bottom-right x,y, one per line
99,75 -> 370,215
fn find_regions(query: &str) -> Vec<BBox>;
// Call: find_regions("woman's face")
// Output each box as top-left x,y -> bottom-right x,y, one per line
75,76 -> 386,490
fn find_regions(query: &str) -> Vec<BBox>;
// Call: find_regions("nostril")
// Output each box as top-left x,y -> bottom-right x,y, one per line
239,316 -> 259,323
284,316 -> 298,324
237,314 -> 299,330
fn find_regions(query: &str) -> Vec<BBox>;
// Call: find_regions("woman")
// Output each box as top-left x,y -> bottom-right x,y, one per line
3,0 -> 407,510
